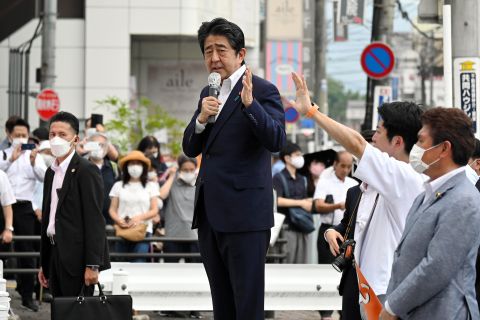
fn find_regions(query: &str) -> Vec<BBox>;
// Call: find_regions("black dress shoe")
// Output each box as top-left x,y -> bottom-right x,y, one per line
21,299 -> 39,312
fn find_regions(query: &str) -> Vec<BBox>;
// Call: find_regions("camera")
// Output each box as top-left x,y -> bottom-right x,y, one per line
332,239 -> 356,273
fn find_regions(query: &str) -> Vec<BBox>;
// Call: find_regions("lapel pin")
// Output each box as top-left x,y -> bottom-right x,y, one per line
71,169 -> 76,173
435,192 -> 442,199
234,95 -> 240,102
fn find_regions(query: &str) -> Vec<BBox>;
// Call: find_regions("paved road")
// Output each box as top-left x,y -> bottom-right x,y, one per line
8,286 -> 339,320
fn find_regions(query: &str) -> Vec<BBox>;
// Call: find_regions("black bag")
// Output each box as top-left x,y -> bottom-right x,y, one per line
52,283 -> 133,320
277,173 -> 315,234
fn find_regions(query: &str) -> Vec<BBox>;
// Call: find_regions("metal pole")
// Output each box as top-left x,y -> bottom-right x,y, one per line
362,0 -> 395,131
24,50 -> 30,121
314,0 -> 327,149
443,0 -> 453,107
40,0 -> 57,127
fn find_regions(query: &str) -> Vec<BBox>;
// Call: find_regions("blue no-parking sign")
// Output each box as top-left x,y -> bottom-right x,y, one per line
360,42 -> 395,79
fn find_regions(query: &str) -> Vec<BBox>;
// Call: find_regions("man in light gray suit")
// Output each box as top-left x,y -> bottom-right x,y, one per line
380,107 -> 480,320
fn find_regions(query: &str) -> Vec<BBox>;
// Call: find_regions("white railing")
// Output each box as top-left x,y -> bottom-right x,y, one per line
99,262 -> 342,311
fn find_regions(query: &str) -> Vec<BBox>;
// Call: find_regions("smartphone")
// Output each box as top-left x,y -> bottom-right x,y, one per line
21,143 -> 36,150
325,194 -> 334,204
91,113 -> 103,127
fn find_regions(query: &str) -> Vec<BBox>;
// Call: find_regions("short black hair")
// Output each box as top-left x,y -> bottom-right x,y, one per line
49,112 -> 79,134
378,101 -> 423,154
137,135 -> 161,160
178,154 -> 197,168
5,115 -> 21,134
472,138 -> 480,159
32,127 -> 49,141
12,118 -> 30,132
198,17 -> 245,57
279,142 -> 302,162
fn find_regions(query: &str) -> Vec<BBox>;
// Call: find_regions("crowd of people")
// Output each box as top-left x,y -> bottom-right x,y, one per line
2,15 -> 480,320
0,114 -> 200,315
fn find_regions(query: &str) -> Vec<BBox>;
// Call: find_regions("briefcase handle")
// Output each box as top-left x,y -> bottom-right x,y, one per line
77,282 -> 107,304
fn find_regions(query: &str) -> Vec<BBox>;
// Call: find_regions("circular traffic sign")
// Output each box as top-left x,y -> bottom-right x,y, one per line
360,42 -> 395,79
285,107 -> 300,123
36,88 -> 60,121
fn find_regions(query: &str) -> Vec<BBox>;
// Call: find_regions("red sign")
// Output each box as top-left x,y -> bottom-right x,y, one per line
36,88 -> 60,120
360,42 -> 395,79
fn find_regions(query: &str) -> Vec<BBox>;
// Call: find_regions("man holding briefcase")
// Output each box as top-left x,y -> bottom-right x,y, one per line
38,112 -> 110,298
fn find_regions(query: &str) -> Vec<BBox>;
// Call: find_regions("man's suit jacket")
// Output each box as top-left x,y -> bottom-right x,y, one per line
182,73 -> 286,232
386,172 -> 480,320
40,153 -> 110,279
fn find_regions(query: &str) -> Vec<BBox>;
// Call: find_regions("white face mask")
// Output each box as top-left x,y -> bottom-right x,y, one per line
12,137 -> 28,147
409,143 -> 441,174
41,154 -> 55,167
290,155 -> 305,169
179,172 -> 196,185
128,164 -> 143,179
50,136 -> 75,158
89,149 -> 105,160
465,161 -> 480,185
85,128 -> 97,138
148,171 -> 158,181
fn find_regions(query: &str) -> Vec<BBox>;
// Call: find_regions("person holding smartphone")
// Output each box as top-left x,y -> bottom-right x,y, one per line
0,117 -> 46,312
76,114 -> 119,161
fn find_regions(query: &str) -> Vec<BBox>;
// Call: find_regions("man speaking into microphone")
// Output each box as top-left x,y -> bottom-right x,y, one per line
183,17 -> 286,320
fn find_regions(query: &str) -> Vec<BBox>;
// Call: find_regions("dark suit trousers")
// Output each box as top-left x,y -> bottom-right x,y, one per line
12,202 -> 36,301
341,265 -> 362,320
48,244 -> 94,297
197,191 -> 270,320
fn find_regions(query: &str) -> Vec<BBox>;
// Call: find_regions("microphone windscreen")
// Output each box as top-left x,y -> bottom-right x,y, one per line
208,72 -> 221,87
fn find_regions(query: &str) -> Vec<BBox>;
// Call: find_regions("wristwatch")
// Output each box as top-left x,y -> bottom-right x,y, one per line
4,226 -> 13,232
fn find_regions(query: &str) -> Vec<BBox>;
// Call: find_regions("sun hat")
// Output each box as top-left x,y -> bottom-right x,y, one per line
118,150 -> 151,170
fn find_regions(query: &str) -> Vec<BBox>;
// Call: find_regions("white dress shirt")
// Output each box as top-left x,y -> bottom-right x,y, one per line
465,164 -> 479,186
423,166 -> 466,204
313,171 -> 359,225
0,147 -> 46,202
0,170 -> 16,206
47,150 -> 76,236
353,144 -> 425,295
195,64 -> 247,134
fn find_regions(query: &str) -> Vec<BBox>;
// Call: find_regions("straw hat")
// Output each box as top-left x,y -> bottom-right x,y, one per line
118,150 -> 151,170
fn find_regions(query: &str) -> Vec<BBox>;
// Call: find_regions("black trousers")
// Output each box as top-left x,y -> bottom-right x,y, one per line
48,245 -> 94,298
12,202 -> 36,302
197,193 -> 270,320
340,265 -> 362,320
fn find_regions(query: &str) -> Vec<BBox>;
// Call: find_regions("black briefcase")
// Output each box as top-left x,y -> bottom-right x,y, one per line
52,283 -> 133,320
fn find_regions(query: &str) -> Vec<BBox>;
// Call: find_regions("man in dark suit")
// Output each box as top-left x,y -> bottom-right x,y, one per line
38,112 -> 110,297
182,18 -> 285,320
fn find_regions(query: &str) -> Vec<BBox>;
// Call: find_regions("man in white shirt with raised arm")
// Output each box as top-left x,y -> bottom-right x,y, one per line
291,72 -> 425,318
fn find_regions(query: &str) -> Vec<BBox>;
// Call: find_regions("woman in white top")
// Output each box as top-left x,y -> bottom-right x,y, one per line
109,151 -> 159,262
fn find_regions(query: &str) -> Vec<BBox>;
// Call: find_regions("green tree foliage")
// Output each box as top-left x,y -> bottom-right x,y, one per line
328,78 -> 364,123
96,97 -> 185,156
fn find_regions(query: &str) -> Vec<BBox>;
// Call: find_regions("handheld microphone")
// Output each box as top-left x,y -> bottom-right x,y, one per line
207,72 -> 221,123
